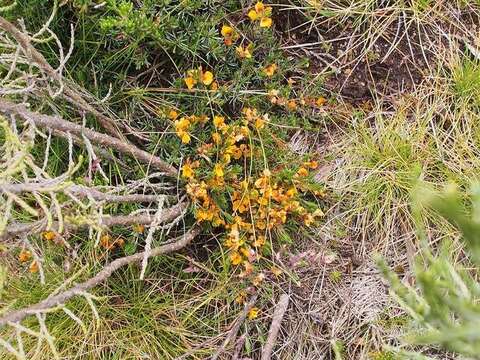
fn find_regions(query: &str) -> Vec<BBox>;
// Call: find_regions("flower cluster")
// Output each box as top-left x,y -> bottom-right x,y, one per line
172,106 -> 324,279
268,91 -> 328,112
184,67 -> 217,90
248,2 -> 273,28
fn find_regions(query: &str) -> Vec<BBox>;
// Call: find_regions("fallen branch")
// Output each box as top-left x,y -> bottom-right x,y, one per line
1,201 -> 188,240
211,294 -> 258,360
260,294 -> 290,360
0,226 -> 200,327
1,182 -> 167,203
0,16 -> 122,138
0,98 -> 178,176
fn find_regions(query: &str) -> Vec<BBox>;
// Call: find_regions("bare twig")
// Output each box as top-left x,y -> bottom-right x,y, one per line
211,294 -> 258,360
0,226 -> 200,327
0,98 -> 178,176
261,294 -> 290,360
0,182 -> 167,203
1,201 -> 188,240
0,16 -> 122,138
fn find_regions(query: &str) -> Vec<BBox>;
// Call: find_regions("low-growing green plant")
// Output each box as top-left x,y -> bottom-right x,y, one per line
378,183 -> 480,359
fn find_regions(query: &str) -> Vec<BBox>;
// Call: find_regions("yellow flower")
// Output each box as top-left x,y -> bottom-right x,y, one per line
221,24 -> 238,46
202,70 -> 214,86
263,63 -> 277,77
185,76 -> 196,90
304,160 -> 319,169
133,224 -> 145,234
248,307 -> 260,320
18,249 -> 32,263
252,272 -> 265,286
213,115 -> 226,129
248,2 -> 273,28
255,117 -> 265,129
180,132 -> 191,144
210,81 -> 219,91
182,163 -> 195,179
42,230 -> 56,241
287,99 -> 297,111
221,24 -> 234,37
255,1 -> 265,12
235,290 -> 247,304
230,251 -> 243,265
236,43 -> 253,59
316,96 -> 327,107
214,163 -> 224,177
248,9 -> 259,21
29,260 -> 39,273
168,109 -> 179,120
297,167 -> 309,177
212,132 -> 221,144
260,16 -> 273,28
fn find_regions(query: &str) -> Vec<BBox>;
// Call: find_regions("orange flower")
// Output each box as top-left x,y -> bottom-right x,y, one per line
185,76 -> 196,90
304,160 -> 319,169
29,260 -> 38,273
316,96 -> 327,107
297,167 -> 309,177
18,250 -> 32,263
263,63 -> 277,77
42,231 -> 56,241
230,251 -> 243,265
287,99 -> 297,111
236,43 -> 253,59
133,224 -> 145,234
168,109 -> 179,120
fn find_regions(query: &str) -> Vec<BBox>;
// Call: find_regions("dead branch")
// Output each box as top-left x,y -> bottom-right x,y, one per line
1,201 -> 188,240
261,294 -> 290,360
0,182 -> 167,203
0,98 -> 178,176
211,294 -> 258,360
0,226 -> 200,327
0,16 -> 122,138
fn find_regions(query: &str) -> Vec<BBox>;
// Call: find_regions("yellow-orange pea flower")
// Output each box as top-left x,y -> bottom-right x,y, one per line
18,249 -> 32,263
133,224 -> 145,234
260,17 -> 272,28
29,260 -> 39,273
263,63 -> 277,77
236,43 -> 253,59
213,115 -> 226,128
230,251 -> 243,265
297,167 -> 309,177
182,163 -> 195,179
168,109 -> 179,120
42,230 -> 56,241
248,307 -> 260,320
202,71 -> 214,86
212,132 -> 221,144
185,76 -> 196,90
214,163 -> 224,177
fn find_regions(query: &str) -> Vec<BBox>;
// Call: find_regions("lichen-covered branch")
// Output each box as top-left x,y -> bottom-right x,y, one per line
0,98 -> 178,176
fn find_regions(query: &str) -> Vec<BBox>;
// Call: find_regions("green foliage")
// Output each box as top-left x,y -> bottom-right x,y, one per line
377,184 -> 480,359
452,58 -> 480,106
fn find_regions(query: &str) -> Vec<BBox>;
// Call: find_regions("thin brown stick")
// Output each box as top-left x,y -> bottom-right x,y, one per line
261,294 -> 290,360
0,98 -> 178,176
0,226 -> 200,327
211,294 -> 258,360
0,16 -> 122,138
1,201 -> 187,240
